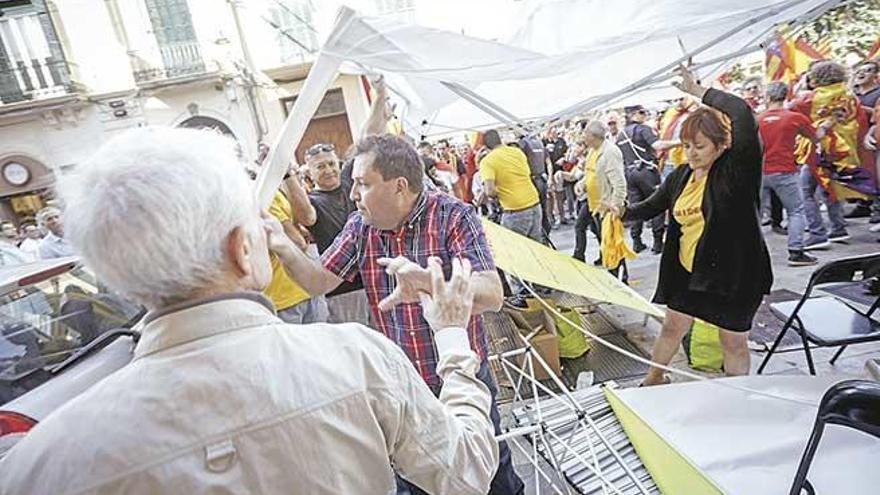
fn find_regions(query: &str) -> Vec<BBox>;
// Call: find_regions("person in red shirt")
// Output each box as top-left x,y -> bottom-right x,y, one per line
757,81 -> 820,266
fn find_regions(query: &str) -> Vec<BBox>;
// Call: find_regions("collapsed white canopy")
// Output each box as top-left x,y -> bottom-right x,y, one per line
316,0 -> 843,137
617,375 -> 880,494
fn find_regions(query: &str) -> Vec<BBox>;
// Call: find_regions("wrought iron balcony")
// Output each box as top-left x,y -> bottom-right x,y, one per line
0,8 -> 72,104
132,38 -> 206,83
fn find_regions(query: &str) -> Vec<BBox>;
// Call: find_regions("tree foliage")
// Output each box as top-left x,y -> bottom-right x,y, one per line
800,0 -> 880,61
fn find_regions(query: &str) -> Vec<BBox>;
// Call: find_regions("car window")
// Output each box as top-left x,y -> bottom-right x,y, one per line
0,266 -> 142,404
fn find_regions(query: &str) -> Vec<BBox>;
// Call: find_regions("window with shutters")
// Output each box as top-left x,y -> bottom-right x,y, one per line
136,0 -> 205,82
269,0 -> 318,64
0,0 -> 71,104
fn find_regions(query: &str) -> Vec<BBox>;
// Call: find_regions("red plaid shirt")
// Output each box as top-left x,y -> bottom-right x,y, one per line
321,191 -> 494,388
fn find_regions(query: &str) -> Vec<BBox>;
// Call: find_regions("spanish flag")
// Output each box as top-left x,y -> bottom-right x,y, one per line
765,32 -> 827,83
791,83 -> 876,201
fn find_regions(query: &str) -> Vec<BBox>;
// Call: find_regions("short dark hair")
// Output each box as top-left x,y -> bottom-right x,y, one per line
765,81 -> 789,103
483,130 -> 502,149
680,108 -> 732,150
417,141 -> 432,150
810,61 -> 847,87
354,134 -> 424,194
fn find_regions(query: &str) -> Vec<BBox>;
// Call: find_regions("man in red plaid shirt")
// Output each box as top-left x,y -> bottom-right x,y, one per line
271,134 -> 523,495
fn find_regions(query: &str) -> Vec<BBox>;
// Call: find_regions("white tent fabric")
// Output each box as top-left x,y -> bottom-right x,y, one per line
314,0 -> 843,137
616,376 -> 880,494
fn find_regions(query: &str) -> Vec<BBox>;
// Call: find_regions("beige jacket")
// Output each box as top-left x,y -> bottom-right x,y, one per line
0,293 -> 498,495
574,139 -> 628,209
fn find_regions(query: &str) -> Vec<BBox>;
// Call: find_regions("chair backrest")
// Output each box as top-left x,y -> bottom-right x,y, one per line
808,253 -> 880,290
789,380 -> 880,495
818,380 -> 880,438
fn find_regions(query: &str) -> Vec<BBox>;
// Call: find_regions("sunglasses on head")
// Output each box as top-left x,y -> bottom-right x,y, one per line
305,143 -> 335,157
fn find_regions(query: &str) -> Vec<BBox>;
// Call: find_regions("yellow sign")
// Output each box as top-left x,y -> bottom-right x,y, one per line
481,218 -> 663,318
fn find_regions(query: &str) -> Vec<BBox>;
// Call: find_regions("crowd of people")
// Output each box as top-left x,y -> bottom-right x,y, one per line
0,206 -> 74,266
1,55 -> 879,494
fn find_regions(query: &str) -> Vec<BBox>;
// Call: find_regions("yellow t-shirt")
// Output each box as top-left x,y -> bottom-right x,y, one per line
673,173 -> 707,272
479,146 -> 539,211
583,149 -> 601,211
264,191 -> 310,311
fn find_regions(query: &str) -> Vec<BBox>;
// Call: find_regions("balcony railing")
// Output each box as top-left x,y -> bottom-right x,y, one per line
0,10 -> 71,104
132,38 -> 206,83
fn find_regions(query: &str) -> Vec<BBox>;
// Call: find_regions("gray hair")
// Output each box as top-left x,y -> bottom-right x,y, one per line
60,127 -> 259,307
765,81 -> 789,103
810,61 -> 847,87
353,134 -> 424,194
584,120 -> 607,138
37,206 -> 60,226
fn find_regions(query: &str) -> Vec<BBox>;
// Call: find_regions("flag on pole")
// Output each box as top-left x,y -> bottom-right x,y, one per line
765,31 -> 827,83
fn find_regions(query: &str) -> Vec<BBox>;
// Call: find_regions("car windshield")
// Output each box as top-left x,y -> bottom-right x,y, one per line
0,265 -> 142,404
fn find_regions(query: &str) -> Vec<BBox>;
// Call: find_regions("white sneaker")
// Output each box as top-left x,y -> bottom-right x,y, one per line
870,223 -> 880,233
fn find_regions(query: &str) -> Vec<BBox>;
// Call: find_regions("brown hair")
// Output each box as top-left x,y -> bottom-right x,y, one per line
680,107 -> 731,150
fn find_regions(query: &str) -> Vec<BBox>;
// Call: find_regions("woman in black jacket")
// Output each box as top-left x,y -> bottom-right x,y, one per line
613,67 -> 772,385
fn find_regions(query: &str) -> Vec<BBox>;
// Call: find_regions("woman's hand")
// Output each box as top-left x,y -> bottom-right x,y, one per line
672,64 -> 708,100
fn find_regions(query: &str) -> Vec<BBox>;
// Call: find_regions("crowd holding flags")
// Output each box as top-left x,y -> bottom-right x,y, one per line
763,29 -> 879,202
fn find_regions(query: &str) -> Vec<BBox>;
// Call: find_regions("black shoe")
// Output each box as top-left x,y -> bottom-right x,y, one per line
505,296 -> 529,309
771,225 -> 788,235
633,240 -> 647,253
593,257 -> 603,266
651,242 -> 663,254
844,205 -> 871,218
788,250 -> 819,266
829,231 -> 850,243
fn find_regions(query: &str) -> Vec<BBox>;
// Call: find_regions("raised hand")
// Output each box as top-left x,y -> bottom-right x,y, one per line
671,64 -> 708,100
377,256 -> 432,312
418,257 -> 474,330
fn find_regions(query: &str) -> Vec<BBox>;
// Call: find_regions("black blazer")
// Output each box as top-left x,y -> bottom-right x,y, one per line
625,88 -> 773,302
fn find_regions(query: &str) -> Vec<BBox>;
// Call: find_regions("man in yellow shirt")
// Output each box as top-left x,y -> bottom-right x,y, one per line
479,129 -> 542,305
265,189 -> 328,324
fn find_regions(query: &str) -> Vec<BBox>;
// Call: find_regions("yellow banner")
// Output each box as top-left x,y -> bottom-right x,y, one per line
481,218 -> 663,318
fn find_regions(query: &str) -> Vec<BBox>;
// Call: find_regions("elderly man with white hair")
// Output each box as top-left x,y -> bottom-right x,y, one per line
36,206 -> 74,259
0,127 -> 499,495
571,120 -> 627,267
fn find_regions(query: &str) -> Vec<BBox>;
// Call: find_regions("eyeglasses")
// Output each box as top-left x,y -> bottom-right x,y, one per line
305,143 -> 335,157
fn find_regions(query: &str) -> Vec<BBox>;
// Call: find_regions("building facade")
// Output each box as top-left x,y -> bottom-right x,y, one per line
0,0 -> 375,224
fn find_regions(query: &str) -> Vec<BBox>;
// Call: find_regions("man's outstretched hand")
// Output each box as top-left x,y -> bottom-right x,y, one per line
419,257 -> 475,330
377,256 -> 432,311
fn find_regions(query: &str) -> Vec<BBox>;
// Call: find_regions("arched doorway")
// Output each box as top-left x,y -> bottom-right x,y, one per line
176,116 -> 236,138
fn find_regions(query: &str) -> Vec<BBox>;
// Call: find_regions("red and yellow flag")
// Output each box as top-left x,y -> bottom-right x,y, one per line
765,31 -> 827,83
866,36 -> 880,61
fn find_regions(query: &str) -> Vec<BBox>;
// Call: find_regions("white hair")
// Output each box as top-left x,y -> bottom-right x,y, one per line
60,127 -> 258,307
584,120 -> 607,138
37,206 -> 60,226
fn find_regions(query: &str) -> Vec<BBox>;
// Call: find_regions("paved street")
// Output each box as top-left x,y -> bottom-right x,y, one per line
509,207 -> 880,494
548,210 -> 880,382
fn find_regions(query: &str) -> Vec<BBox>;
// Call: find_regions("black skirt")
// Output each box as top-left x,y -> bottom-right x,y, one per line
656,285 -> 763,332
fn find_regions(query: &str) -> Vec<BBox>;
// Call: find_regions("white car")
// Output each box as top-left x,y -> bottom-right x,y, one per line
0,258 -> 143,458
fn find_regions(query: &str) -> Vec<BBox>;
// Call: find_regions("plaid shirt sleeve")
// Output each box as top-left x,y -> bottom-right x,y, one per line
320,215 -> 362,283
446,204 -> 496,273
